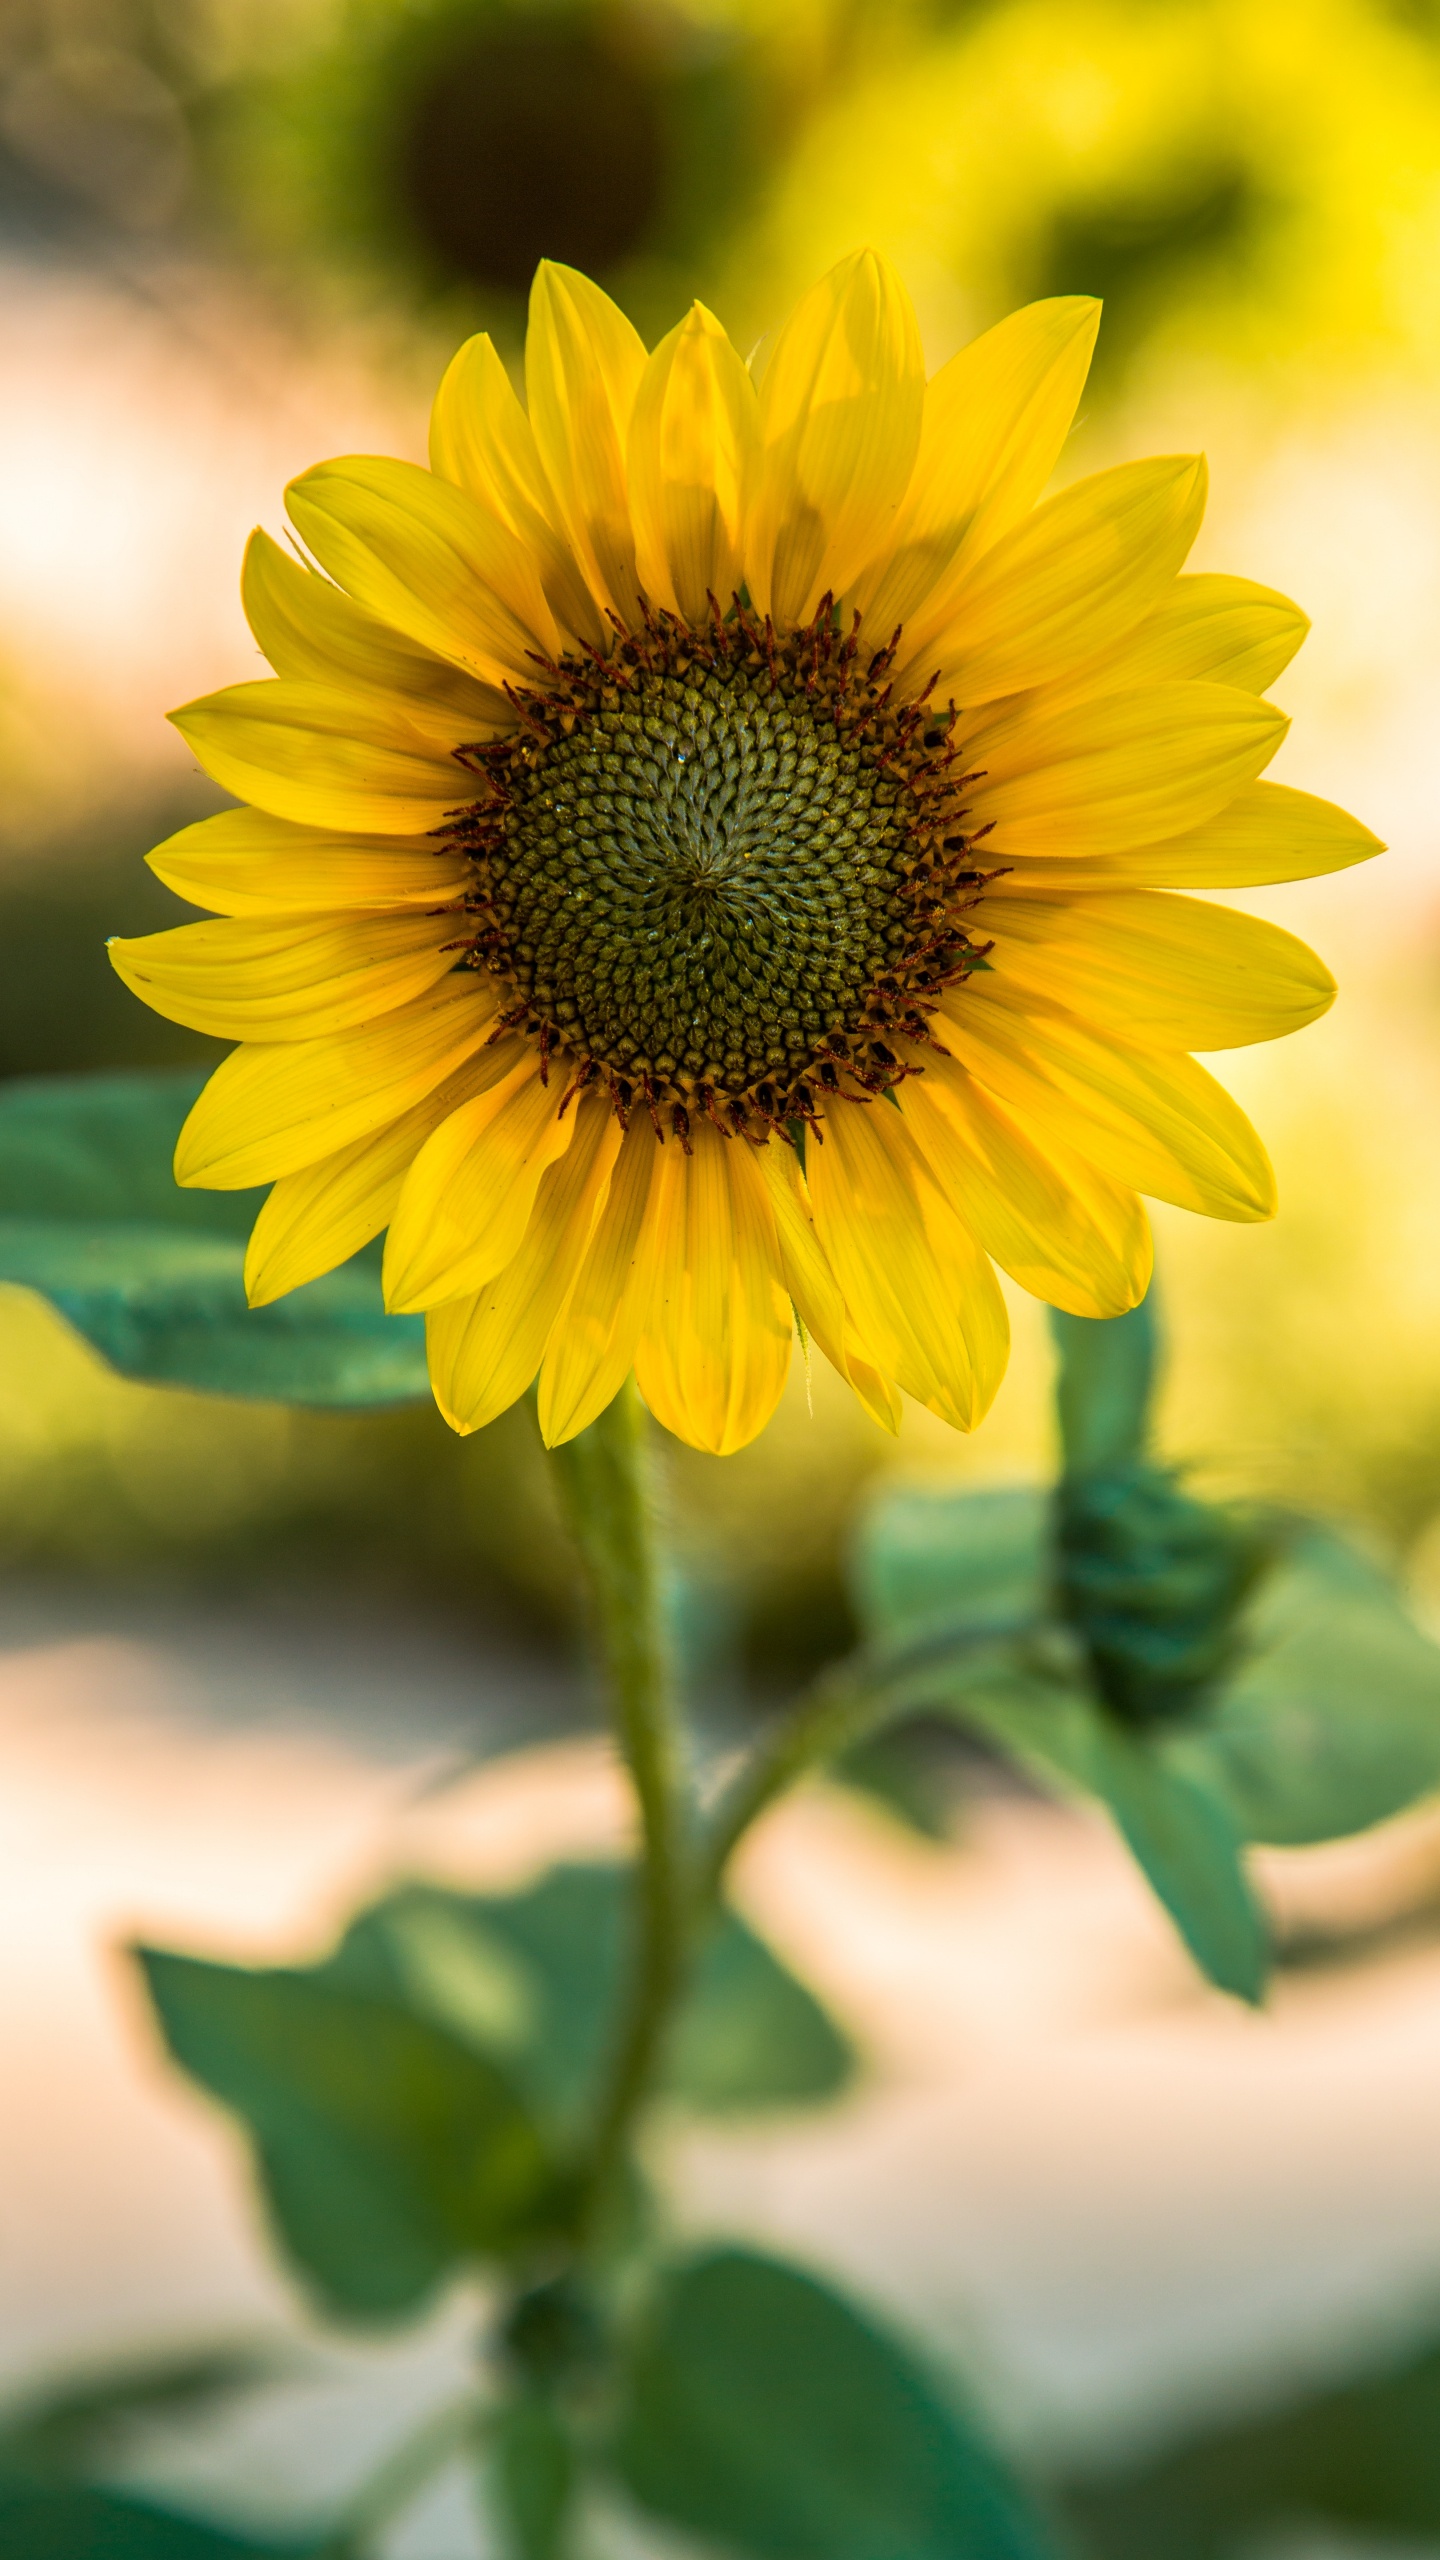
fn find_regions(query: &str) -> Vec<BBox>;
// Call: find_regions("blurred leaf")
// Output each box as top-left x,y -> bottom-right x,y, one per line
850,1480 -> 1266,1996
1050,1303 -> 1157,1476
0,2486 -> 315,2558
932,1656 -> 1268,2003
852,1484 -> 1050,1652
1179,1524 -> 1440,1845
137,1949 -> 555,2322
0,2344 -> 288,2487
833,1726 -> 958,1841
0,1073 -> 428,1406
609,2247 -> 1060,2560
1059,2323 -> 1440,2558
488,2398 -> 576,2560
327,1865 -> 854,2136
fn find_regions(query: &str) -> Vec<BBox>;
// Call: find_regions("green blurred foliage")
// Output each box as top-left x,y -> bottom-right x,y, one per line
139,1863 -> 853,2320
611,2247 -> 1059,2560
1060,2317 -> 1440,2556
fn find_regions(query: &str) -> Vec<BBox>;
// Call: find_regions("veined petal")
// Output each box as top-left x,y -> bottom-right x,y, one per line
807,1096 -> 1008,1431
976,888 -> 1336,1050
425,1093 -> 622,1434
847,296 -> 1100,638
746,248 -> 925,628
383,1056 -> 577,1312
244,1050 -> 507,1305
900,1057 -> 1151,1320
1032,573 -> 1308,707
174,981 -> 503,1189
109,912 -> 463,1041
147,808 -> 472,917
908,456 -> 1207,705
939,981 -> 1275,1222
170,679 -> 465,836
538,1117 -> 660,1446
964,681 -> 1288,860
241,529 -> 507,736
634,1122 -> 793,1455
996,780 -> 1387,892
287,456 -> 561,688
428,332 -> 605,650
758,1138 -> 901,1432
526,262 -> 647,622
628,303 -> 759,624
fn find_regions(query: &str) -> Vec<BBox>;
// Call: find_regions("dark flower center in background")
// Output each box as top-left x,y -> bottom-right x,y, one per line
400,16 -> 666,292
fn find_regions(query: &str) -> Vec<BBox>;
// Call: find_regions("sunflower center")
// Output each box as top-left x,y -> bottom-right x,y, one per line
451,606 -> 990,1138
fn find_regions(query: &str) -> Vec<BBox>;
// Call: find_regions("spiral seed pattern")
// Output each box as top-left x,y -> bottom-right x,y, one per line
449,603 -> 991,1140
490,671 -> 910,1092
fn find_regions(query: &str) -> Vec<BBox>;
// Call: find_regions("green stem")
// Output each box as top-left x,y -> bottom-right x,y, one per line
322,2395 -> 490,2556
551,1378 -> 685,2233
700,1659 -> 892,1900
700,1609 -> 1044,1899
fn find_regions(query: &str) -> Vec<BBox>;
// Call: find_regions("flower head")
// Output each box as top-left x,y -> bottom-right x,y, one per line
112,254 -> 1379,1454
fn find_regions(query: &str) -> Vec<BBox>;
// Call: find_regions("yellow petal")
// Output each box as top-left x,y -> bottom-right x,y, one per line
996,780 -> 1386,892
976,888 -> 1336,1050
428,332 -> 605,650
538,1117 -> 661,1446
146,808 -> 472,917
110,912 -> 464,1041
911,456 -> 1207,706
847,296 -> 1100,639
244,1049 -> 507,1305
938,981 -> 1275,1222
425,1093 -> 622,1434
174,981 -> 503,1189
964,681 -> 1288,860
746,248 -> 925,628
383,1056 -> 577,1312
899,1057 -> 1151,1320
628,304 -> 759,624
758,1138 -> 901,1432
526,262 -> 647,624
807,1095 -> 1008,1432
1033,573 -> 1308,706
170,679 -> 465,836
287,456 -> 560,688
241,528 -> 507,737
633,1124 -> 793,1455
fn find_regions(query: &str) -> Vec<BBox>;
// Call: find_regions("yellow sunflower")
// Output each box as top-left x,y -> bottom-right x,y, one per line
111,253 -> 1379,1456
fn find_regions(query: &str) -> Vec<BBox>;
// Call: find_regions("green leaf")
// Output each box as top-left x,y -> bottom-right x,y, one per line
0,2487 -> 315,2558
852,1484 -> 1050,1652
326,1864 -> 854,2136
488,2399 -> 576,2560
0,1072 -> 428,1407
1180,1524 -> 1440,1845
1058,2325 -> 1440,2557
610,2247 -> 1060,2560
935,1665 -> 1269,2003
0,2346 -> 287,2488
1049,1300 -> 1157,1476
137,1949 -> 555,2322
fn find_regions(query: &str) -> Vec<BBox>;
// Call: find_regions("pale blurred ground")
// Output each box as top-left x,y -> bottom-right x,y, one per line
6,1617 -> 1440,2555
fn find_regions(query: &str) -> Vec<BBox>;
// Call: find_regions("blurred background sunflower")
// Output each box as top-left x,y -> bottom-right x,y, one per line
7,3 -> 1440,2544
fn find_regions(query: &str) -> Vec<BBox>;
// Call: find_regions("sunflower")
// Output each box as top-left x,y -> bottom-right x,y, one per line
111,253 -> 1379,1455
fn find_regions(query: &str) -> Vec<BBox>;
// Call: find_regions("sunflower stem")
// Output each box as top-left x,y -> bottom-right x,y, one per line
551,1378 -> 686,2237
